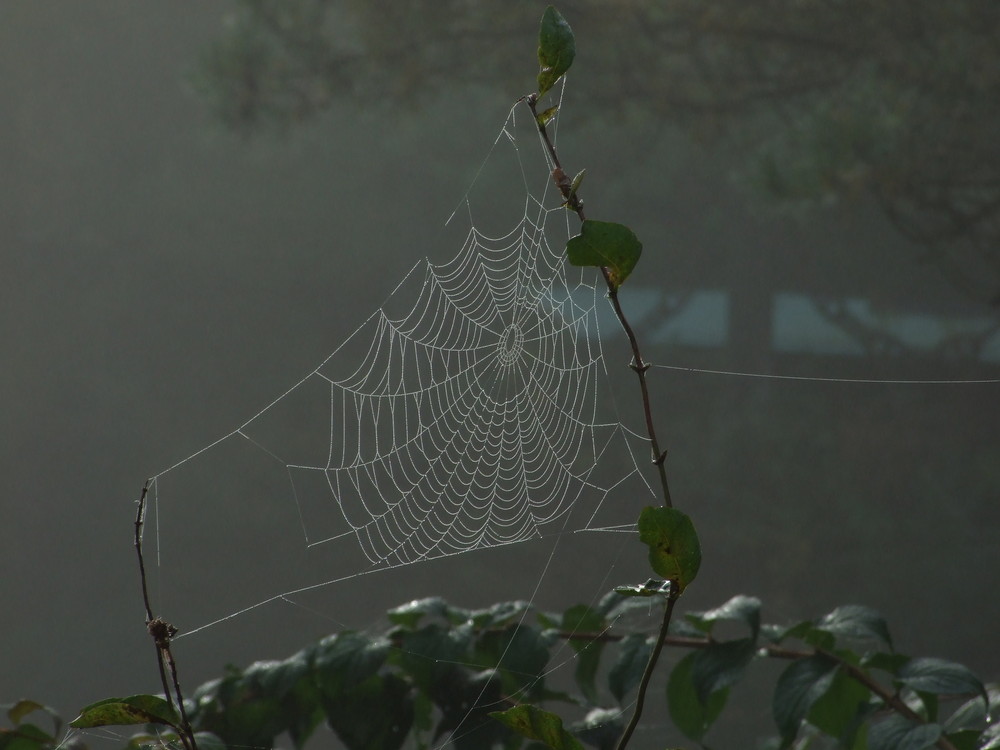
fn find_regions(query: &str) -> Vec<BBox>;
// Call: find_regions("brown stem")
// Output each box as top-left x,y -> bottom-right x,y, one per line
524,91 -> 676,750
615,594 -> 678,750
524,94 -> 673,507
134,482 -> 198,750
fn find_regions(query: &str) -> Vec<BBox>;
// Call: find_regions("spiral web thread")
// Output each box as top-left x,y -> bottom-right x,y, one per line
146,103 -> 652,634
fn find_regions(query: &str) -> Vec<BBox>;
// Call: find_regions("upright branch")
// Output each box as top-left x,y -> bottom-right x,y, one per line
134,481 -> 199,750
524,93 -> 673,509
524,93 -> 679,749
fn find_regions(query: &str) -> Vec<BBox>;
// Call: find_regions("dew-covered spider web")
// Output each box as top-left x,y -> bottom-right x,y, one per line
143,98 -> 656,645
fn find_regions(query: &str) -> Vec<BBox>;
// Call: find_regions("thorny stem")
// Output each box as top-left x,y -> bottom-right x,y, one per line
134,481 -> 199,750
525,92 -> 677,750
524,94 -> 673,508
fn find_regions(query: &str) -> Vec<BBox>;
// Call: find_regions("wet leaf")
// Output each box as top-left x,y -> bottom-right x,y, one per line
636,506 -> 701,592
536,105 -> 559,127
773,654 -> 838,742
566,220 -> 642,290
868,715 -> 941,750
667,651 -> 729,742
490,705 -> 584,750
608,633 -> 654,703
687,595 -> 762,639
816,605 -> 893,649
70,694 -> 180,730
691,638 -> 757,704
537,6 -> 575,98
898,658 -> 987,705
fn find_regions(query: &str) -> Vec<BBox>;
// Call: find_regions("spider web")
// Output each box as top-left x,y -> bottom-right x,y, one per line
144,99 -> 654,639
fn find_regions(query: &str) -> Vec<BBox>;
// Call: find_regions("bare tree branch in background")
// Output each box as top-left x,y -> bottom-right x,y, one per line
192,0 -> 1000,305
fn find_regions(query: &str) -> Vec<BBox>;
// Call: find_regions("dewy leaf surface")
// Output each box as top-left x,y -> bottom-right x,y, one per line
537,6 -> 575,98
898,657 -> 987,704
490,705 -> 584,750
773,655 -> 839,742
868,714 -> 942,750
70,695 -> 180,729
636,506 -> 701,592
566,220 -> 642,290
667,651 -> 729,742
816,604 -> 893,649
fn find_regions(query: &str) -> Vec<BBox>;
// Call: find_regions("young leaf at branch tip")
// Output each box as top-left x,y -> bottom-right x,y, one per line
636,506 -> 701,593
536,105 -> 559,128
537,6 -> 575,98
566,220 -> 642,291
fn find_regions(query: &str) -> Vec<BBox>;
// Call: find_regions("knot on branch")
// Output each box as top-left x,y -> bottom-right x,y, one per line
148,617 -> 178,649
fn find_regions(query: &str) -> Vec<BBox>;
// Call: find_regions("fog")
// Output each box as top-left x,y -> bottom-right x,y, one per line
2,3 -> 997,748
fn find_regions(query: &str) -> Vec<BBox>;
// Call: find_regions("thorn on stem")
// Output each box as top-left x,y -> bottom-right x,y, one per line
653,450 -> 668,466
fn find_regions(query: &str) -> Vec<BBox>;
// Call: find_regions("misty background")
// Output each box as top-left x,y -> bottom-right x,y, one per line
2,2 -> 998,747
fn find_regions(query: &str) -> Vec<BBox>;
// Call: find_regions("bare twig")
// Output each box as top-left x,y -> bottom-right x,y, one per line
134,481 -> 198,750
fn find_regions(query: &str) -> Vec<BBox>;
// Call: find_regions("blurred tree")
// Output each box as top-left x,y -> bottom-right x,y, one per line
193,0 -> 1000,305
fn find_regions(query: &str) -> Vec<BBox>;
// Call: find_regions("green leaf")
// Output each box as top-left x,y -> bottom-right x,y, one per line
536,6 -> 575,98
636,506 -> 701,593
313,632 -> 389,696
69,694 -> 180,730
6,702 -> 49,728
688,595 -> 762,639
561,605 -> 607,705
864,651 -> 911,675
475,624 -> 553,698
490,705 -> 584,750
323,673 -> 413,750
868,715 -> 941,750
570,707 -> 623,750
806,666 -> 872,743
387,597 -> 452,628
691,638 -> 757,704
816,605 -> 893,650
772,654 -> 839,742
468,600 -> 531,629
396,623 -> 474,693
536,105 -> 559,128
898,658 -> 987,704
566,220 -> 642,291
2,721 -> 54,747
667,651 -> 729,742
979,722 -> 1000,750
434,670 -> 509,750
608,634 -> 654,703
762,619 -> 817,645
942,694 -> 989,734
